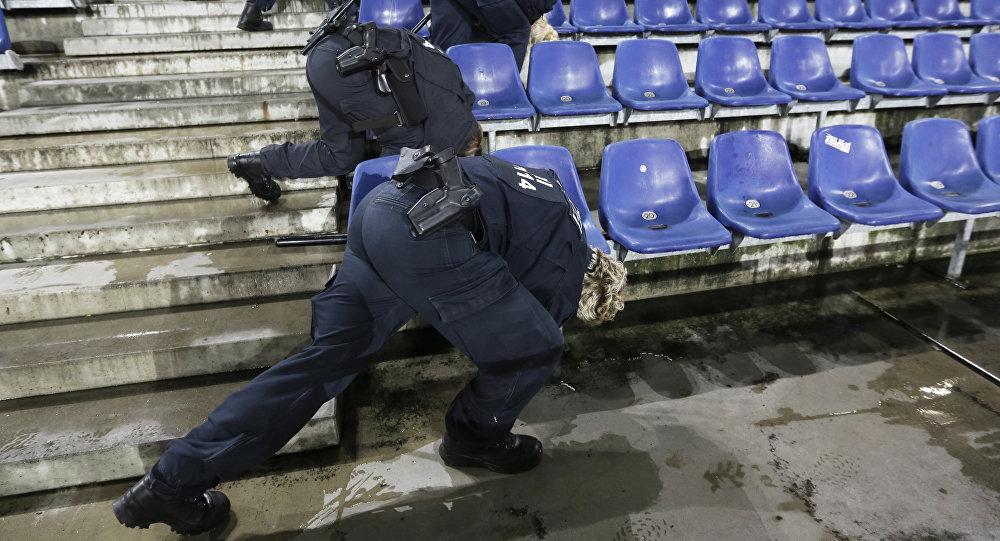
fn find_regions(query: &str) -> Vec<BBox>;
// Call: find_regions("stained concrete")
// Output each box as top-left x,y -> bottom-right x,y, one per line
2,254 -> 999,540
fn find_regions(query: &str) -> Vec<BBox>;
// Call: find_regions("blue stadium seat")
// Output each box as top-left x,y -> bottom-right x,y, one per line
866,0 -> 940,27
899,118 -> 1000,214
768,36 -> 867,101
634,0 -> 709,32
971,0 -> 1000,23
757,0 -> 835,30
976,115 -> 1000,184
526,41 -> 623,116
970,33 -> 1000,84
599,139 -> 731,255
814,0 -> 892,28
348,156 -> 397,224
546,4 -> 578,34
358,0 -> 429,36
447,43 -> 536,121
914,0 -> 990,27
569,0 -> 644,34
612,39 -> 709,111
850,34 -> 948,97
695,36 -> 792,106
911,33 -> 1000,94
808,125 -> 943,225
707,130 -> 841,239
490,145 -> 610,253
695,0 -> 771,32
0,10 -> 11,53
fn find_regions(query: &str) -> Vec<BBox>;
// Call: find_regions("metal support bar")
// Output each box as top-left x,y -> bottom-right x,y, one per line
946,218 -> 975,280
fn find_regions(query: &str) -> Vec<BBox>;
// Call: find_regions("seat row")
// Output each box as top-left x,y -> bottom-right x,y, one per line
594,115 -> 1000,261
546,0 -> 1000,38
347,116 -> 1000,266
449,33 -> 1000,131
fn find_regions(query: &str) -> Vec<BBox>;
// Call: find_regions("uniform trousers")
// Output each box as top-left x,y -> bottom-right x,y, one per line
151,181 -> 566,498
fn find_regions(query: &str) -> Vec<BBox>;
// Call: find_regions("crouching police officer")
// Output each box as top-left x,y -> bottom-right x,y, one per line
430,0 -> 558,70
229,4 -> 481,202
111,146 -> 626,535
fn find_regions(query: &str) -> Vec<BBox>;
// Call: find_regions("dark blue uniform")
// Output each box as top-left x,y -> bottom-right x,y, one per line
430,0 -> 557,69
150,155 -> 589,497
259,27 -> 478,179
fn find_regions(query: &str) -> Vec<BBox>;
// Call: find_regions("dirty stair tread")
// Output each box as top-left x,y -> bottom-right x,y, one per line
0,375 -> 340,497
3,158 -> 338,213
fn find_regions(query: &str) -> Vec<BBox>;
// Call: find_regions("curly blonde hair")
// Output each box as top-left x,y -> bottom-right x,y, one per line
577,247 -> 627,326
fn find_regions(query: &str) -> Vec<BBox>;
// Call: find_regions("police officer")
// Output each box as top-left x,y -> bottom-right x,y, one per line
228,12 -> 481,201
111,147 -> 627,535
430,0 -> 558,70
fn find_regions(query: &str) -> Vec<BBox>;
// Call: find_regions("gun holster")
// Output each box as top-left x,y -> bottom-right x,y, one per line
393,146 -> 482,239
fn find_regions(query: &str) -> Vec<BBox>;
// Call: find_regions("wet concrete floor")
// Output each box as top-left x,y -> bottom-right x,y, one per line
2,254 -> 1000,540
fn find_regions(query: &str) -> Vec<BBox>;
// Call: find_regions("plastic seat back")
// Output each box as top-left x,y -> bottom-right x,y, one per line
490,145 -> 610,253
348,156 -> 398,224
358,0 -> 428,34
526,41 -> 622,115
696,0 -> 767,26
899,118 -> 1000,213
447,43 -> 535,120
769,35 -> 866,99
599,139 -> 731,253
971,0 -> 1000,22
850,34 -> 945,95
707,130 -> 840,238
808,125 -> 943,225
695,36 -> 791,105
970,33 -> 1000,82
546,4 -> 578,33
912,32 -> 1000,92
0,11 -> 11,53
866,0 -> 938,26
815,0 -> 891,27
914,0 -> 979,25
634,0 -> 707,29
976,115 -> 1000,183
569,0 -> 643,32
758,0 -> 833,28
612,39 -> 708,109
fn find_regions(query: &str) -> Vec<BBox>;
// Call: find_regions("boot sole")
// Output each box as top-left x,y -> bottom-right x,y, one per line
112,498 -> 226,536
439,449 -> 542,475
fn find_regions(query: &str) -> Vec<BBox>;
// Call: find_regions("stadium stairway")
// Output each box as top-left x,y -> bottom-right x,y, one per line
1,0 -> 999,499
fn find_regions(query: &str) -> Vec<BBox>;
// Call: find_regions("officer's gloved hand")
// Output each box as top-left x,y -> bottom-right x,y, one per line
227,152 -> 282,201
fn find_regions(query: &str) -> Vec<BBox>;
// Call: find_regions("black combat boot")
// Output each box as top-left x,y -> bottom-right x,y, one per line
228,151 -> 282,201
438,432 -> 543,474
112,472 -> 231,536
236,0 -> 273,31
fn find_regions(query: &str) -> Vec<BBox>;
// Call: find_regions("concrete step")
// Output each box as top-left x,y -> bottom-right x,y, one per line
3,159 -> 337,214
0,93 -> 318,136
0,296 -> 312,400
18,69 -> 308,106
0,294 -> 433,401
0,240 -> 340,325
0,374 -> 340,497
82,11 -> 328,36
0,120 -> 319,172
0,187 -> 339,262
16,50 -> 304,81
92,0 -> 328,18
64,29 -> 317,56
